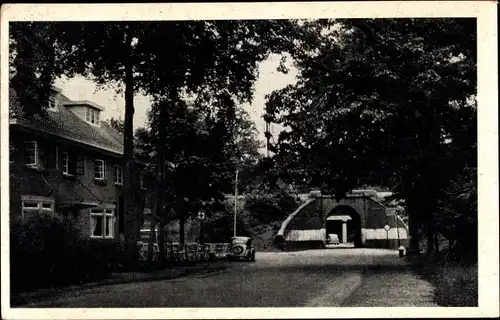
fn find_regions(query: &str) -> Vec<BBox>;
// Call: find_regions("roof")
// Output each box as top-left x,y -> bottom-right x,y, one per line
64,100 -> 105,111
9,88 -> 124,156
232,236 -> 250,240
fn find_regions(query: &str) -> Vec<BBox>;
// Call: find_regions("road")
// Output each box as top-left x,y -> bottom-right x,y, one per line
21,248 -> 437,307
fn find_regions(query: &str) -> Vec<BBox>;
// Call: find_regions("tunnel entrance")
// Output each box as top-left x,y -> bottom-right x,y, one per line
325,205 -> 363,248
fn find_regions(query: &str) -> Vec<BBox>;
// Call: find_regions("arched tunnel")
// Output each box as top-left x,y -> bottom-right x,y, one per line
326,205 -> 363,248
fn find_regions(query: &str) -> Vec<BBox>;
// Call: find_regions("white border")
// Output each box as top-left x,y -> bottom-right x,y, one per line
1,2 -> 498,319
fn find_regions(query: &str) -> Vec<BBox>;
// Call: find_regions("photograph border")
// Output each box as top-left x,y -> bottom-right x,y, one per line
1,1 -> 498,319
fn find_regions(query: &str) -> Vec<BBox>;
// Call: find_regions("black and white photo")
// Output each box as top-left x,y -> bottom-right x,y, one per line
1,2 -> 498,319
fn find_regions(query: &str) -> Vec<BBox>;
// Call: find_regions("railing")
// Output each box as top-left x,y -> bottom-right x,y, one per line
137,241 -> 231,263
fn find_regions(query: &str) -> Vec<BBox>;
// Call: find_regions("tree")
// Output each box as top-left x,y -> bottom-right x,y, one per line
9,20 -> 305,265
148,97 -> 233,246
9,22 -> 63,117
436,166 -> 477,262
265,18 -> 476,256
104,117 -> 125,134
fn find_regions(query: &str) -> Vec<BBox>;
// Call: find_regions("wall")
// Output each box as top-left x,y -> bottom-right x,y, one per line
275,199 -> 326,249
275,195 -> 409,250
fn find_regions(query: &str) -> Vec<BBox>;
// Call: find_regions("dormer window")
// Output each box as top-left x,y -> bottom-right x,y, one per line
86,107 -> 100,126
48,96 -> 58,112
63,100 -> 105,125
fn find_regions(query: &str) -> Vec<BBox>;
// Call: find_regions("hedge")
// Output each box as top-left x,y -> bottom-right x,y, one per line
10,211 -> 118,293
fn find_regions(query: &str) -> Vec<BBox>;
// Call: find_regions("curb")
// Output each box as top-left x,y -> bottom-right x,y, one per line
11,265 -> 227,307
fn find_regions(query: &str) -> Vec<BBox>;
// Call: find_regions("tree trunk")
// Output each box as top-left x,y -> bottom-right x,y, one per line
407,204 -> 421,256
179,212 -> 185,246
426,214 -> 435,257
147,175 -> 159,268
157,93 -> 168,269
147,219 -> 157,268
434,231 -> 440,254
122,30 -> 137,266
159,217 -> 166,268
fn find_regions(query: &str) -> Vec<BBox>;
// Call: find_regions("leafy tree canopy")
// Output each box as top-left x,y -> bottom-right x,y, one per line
265,18 -> 476,202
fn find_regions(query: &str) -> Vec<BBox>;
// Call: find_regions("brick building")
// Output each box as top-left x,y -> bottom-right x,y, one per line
9,86 -> 151,242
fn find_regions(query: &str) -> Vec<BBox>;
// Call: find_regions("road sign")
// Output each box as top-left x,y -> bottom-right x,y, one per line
383,224 -> 391,231
198,211 -> 206,220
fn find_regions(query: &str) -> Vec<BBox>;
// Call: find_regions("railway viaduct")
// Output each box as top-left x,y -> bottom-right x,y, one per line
275,190 -> 409,250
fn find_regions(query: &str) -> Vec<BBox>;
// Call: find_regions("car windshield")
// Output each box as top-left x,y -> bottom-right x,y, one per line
232,238 -> 248,244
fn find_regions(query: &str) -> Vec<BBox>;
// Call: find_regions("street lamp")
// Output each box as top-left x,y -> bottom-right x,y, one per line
234,169 -> 238,237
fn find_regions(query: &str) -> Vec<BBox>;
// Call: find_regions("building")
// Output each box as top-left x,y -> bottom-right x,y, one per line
9,86 -> 150,241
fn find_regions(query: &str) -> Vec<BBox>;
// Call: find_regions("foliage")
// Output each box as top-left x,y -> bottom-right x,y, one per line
10,212 -> 116,293
264,18 -> 477,256
436,166 -> 477,261
414,256 -> 477,306
9,20 -> 297,249
9,22 -> 63,117
104,117 -> 125,134
204,211 -> 250,243
244,189 -> 299,224
139,87 -> 265,243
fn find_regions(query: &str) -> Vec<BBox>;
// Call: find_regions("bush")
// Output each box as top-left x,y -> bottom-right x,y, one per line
244,191 -> 299,224
10,211 -> 116,293
204,211 -> 249,242
414,256 -> 478,306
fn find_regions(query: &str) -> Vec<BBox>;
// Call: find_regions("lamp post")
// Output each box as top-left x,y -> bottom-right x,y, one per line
234,169 -> 238,238
198,210 -> 205,245
395,212 -> 401,247
384,224 -> 391,249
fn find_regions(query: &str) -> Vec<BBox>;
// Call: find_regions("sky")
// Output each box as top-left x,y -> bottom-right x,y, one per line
54,54 -> 298,152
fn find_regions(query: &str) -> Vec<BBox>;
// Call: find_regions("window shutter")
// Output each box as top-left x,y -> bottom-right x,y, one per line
25,141 -> 37,165
24,141 -> 31,164
38,144 -> 47,169
75,154 -> 85,175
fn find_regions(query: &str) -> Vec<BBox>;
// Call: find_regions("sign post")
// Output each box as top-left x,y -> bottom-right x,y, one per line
198,210 -> 205,245
395,213 -> 401,247
383,224 -> 391,249
234,169 -> 238,238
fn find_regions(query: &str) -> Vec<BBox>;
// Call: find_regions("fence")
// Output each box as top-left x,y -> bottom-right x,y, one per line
137,241 -> 231,264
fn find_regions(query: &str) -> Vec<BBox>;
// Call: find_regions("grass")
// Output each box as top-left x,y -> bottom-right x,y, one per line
412,255 -> 478,307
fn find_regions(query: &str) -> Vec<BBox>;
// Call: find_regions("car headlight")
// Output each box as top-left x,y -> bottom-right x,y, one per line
232,246 -> 244,254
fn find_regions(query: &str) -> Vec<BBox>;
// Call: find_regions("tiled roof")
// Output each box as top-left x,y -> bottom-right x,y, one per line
9,88 -> 124,155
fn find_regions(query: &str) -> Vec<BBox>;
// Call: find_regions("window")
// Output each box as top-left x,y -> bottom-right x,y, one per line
48,96 -> 58,111
86,107 -> 100,125
114,165 -> 123,185
140,173 -> 146,189
25,141 -> 48,169
61,152 -> 70,174
21,196 -> 54,217
90,207 -> 114,239
60,150 -> 83,176
25,141 -> 38,167
94,159 -> 105,180
41,203 -> 53,210
23,202 -> 39,209
10,142 -> 17,164
55,145 -> 59,169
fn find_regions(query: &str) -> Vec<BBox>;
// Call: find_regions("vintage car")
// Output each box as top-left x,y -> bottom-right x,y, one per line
227,236 -> 256,261
327,233 -> 340,245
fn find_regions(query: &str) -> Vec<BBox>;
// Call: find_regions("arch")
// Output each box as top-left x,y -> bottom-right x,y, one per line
326,205 -> 363,248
